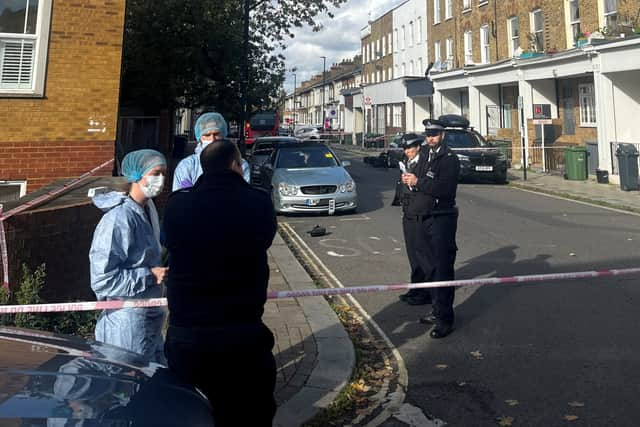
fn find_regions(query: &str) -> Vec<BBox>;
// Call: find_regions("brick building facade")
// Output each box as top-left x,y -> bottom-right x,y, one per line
0,0 -> 125,198
428,0 -> 640,178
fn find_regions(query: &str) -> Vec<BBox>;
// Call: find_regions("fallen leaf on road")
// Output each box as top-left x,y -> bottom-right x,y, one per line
505,399 -> 519,406
564,415 -> 579,421
352,379 -> 371,393
470,350 -> 484,359
568,401 -> 585,408
496,416 -> 514,426
435,364 -> 448,370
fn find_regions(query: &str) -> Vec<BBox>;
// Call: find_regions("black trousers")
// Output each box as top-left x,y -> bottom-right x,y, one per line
403,213 -> 458,326
165,324 -> 277,427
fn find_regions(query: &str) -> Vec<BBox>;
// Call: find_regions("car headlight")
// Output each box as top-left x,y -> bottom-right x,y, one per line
456,154 -> 470,162
278,182 -> 299,196
340,179 -> 355,193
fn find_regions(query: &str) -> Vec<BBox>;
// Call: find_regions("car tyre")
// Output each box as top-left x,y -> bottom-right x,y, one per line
495,172 -> 508,185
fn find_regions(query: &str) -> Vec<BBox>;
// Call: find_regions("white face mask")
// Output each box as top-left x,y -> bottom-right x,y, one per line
141,175 -> 164,198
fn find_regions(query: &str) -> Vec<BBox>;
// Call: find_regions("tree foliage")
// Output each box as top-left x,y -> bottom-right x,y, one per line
120,0 -> 347,119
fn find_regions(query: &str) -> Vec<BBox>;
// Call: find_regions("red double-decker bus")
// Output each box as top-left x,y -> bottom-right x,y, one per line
245,111 -> 279,147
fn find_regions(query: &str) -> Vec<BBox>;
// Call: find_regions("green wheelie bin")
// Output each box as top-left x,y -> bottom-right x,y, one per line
563,146 -> 587,181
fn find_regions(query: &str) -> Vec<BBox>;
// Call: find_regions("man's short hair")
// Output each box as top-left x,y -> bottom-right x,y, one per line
200,139 -> 241,174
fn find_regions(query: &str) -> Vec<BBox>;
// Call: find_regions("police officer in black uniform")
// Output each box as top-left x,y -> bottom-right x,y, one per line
397,135 -> 433,306
399,119 -> 460,339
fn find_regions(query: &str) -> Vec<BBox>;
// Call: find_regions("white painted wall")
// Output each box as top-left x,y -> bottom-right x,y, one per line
612,70 -> 640,144
531,80 -> 558,118
393,0 -> 428,78
474,85 -> 500,135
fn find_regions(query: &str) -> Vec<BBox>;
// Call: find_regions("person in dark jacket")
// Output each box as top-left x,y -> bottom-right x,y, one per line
396,136 -> 433,306
399,119 -> 460,339
163,140 -> 277,426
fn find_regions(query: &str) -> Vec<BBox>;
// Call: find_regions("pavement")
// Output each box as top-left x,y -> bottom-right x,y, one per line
265,142 -> 640,425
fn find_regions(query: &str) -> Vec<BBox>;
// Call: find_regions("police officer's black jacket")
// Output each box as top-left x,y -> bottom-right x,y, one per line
162,170 -> 277,334
400,144 -> 460,216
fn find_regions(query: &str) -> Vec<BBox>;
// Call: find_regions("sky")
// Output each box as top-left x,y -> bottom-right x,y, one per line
280,0 -> 406,94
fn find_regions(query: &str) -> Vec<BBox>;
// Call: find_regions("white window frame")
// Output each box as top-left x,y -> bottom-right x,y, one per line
0,0 -> 52,97
530,9 -> 544,52
434,40 -> 441,63
376,39 -> 380,58
462,0 -> 471,12
463,31 -> 473,64
603,0 -> 617,30
388,33 -> 393,53
409,21 -> 414,47
579,83 -> 596,126
445,0 -> 453,19
409,60 -> 414,75
434,0 -> 441,24
418,58 -> 423,76
478,0 -> 489,6
0,180 -> 27,201
508,16 -> 519,56
401,62 -> 406,76
394,29 -> 399,53
386,106 -> 392,126
480,25 -> 490,64
401,25 -> 406,50
445,38 -> 453,59
393,105 -> 402,127
388,66 -> 392,80
362,46 -> 366,63
417,17 -> 422,44
382,37 -> 386,56
568,0 -> 581,46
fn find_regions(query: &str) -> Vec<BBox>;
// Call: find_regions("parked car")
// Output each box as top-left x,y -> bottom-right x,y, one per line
249,136 -> 300,185
439,114 -> 509,184
295,126 -> 324,140
259,141 -> 357,214
278,127 -> 294,136
379,132 -> 424,168
0,327 -> 213,426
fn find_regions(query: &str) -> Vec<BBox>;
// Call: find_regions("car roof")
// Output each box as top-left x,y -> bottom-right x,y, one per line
275,141 -> 328,149
254,136 -> 299,142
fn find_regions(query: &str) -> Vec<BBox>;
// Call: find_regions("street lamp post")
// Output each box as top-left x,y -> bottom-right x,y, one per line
321,56 -> 326,128
290,68 -> 297,130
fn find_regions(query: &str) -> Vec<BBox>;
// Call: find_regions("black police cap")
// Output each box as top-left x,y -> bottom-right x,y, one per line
422,118 -> 446,131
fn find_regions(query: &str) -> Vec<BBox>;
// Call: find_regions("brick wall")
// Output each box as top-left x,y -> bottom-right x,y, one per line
362,11 -> 393,83
0,0 -> 126,193
0,177 -> 148,303
428,0 -> 640,66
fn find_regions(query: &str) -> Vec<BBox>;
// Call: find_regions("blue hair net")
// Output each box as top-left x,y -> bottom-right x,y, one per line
121,149 -> 167,183
194,112 -> 228,142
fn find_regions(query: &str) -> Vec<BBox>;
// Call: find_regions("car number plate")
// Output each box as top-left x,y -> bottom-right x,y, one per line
475,165 -> 493,171
328,199 -> 336,215
306,199 -> 319,206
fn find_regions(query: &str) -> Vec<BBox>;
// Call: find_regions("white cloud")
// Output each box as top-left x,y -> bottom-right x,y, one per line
280,0 -> 406,93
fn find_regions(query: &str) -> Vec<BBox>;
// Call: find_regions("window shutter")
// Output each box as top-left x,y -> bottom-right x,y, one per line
0,39 -> 35,89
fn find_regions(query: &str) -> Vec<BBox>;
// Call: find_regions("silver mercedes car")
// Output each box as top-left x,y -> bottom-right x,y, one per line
259,142 -> 357,214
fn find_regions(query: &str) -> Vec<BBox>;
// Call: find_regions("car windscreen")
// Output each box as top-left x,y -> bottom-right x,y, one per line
253,149 -> 273,157
250,113 -> 276,130
276,146 -> 338,169
444,130 -> 483,148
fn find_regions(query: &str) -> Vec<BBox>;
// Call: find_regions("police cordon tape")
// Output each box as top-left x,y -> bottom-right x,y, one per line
1,267 -> 639,314
0,158 -> 115,289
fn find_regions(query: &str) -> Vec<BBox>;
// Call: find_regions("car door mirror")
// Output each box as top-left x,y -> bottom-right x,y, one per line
342,160 -> 351,167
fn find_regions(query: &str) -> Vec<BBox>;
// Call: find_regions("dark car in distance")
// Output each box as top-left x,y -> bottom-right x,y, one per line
439,114 -> 509,184
0,327 -> 213,426
249,136 -> 300,185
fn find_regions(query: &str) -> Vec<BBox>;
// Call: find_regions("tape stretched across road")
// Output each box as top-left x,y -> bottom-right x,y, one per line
0,267 -> 639,314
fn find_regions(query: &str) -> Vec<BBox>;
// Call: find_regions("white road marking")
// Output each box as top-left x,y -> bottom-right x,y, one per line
319,239 -> 361,257
392,403 -> 446,427
369,236 -> 381,240
280,223 -> 411,427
